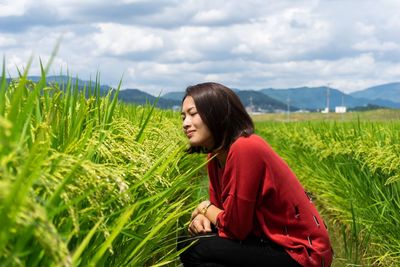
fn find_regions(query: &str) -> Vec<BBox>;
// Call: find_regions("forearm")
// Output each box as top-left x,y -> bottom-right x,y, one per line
203,204 -> 222,226
194,196 -> 256,240
194,200 -> 222,226
189,201 -> 222,235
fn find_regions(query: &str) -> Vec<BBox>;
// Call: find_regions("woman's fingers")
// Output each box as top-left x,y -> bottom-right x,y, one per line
203,217 -> 212,232
190,210 -> 198,221
191,200 -> 210,221
188,215 -> 212,235
188,218 -> 199,235
188,225 -> 195,236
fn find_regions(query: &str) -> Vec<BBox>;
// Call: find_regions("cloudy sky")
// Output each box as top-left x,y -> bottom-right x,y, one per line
1,0 -> 400,95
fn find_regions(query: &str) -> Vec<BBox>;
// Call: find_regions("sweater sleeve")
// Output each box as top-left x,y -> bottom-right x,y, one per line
209,180 -> 218,206
207,155 -> 219,207
216,138 -> 265,240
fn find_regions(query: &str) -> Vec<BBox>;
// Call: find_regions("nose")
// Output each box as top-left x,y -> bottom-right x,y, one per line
183,116 -> 191,130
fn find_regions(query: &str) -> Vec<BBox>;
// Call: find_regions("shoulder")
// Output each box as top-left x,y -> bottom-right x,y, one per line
229,134 -> 268,157
225,134 -> 269,170
230,134 -> 266,150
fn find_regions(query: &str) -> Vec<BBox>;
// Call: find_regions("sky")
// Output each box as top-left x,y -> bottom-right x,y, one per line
1,0 -> 400,95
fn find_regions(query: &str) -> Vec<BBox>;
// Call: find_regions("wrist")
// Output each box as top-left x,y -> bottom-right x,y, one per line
200,201 -> 212,216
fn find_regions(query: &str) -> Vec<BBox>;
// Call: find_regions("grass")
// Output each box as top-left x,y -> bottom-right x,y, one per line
256,120 -> 400,266
2,58 -> 400,266
252,109 -> 400,122
0,66 -> 208,266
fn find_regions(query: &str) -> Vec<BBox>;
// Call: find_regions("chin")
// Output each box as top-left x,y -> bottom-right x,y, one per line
189,141 -> 201,146
189,140 -> 205,147
188,138 -> 213,149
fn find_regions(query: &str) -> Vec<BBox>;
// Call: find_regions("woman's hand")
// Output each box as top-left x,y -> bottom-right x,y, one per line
191,200 -> 211,221
188,214 -> 212,235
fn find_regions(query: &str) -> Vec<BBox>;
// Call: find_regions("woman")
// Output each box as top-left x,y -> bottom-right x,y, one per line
179,82 -> 333,267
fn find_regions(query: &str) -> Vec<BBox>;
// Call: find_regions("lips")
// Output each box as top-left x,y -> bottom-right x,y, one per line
186,130 -> 195,138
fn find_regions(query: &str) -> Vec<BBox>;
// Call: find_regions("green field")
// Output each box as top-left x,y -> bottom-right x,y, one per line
252,109 -> 400,122
0,71 -> 208,266
256,120 -> 400,266
1,69 -> 399,266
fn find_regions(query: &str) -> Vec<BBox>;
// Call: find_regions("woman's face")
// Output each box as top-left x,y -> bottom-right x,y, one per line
181,96 -> 214,149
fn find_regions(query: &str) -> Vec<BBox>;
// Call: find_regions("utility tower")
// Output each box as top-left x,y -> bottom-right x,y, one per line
247,96 -> 255,113
286,97 -> 290,121
326,86 -> 330,113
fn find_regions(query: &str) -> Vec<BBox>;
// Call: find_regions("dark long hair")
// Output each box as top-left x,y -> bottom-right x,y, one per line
182,82 -> 254,153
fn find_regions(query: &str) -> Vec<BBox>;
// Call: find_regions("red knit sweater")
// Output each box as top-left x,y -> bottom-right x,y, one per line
208,134 -> 333,267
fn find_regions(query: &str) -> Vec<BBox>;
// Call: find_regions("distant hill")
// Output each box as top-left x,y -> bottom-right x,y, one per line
5,75 -> 181,109
162,89 -> 247,102
164,85 -> 400,110
162,92 -> 185,101
235,90 -> 294,111
164,90 -> 291,112
5,75 -> 400,110
27,75 -> 101,88
260,87 -> 400,110
8,75 -> 113,95
350,82 -> 400,103
118,89 -> 180,108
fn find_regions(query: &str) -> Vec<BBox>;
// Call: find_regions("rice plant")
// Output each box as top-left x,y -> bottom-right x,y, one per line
0,63 -> 207,266
257,120 -> 400,266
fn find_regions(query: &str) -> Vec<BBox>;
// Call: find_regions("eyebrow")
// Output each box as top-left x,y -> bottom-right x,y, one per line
181,106 -> 196,115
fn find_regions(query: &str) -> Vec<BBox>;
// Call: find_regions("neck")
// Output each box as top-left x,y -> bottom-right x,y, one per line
215,150 -> 227,168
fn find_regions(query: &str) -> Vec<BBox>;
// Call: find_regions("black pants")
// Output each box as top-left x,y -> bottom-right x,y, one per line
178,233 -> 302,267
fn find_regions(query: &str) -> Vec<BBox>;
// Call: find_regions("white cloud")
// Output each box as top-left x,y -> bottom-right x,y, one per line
231,44 -> 252,55
355,22 -> 376,36
1,0 -> 400,95
0,0 -> 31,16
5,54 -> 25,71
227,7 -> 331,61
92,23 -> 164,56
0,35 -> 16,46
192,9 -> 228,24
353,40 -> 399,52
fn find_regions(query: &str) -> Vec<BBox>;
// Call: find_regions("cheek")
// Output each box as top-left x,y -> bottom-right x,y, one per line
192,117 -> 203,128
193,117 -> 213,140
203,127 -> 213,141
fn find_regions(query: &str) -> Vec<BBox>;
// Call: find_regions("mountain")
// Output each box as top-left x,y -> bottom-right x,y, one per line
164,90 -> 292,112
162,89 -> 250,102
118,89 -> 180,108
260,87 -> 400,110
5,75 -> 400,110
350,82 -> 400,103
235,90 -> 294,111
7,75 -> 113,95
5,75 -> 181,109
27,75 -> 95,87
162,92 -> 185,101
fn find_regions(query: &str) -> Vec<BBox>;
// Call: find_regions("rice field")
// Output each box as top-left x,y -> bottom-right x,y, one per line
0,66 -> 207,266
252,109 -> 400,122
1,61 -> 399,266
256,120 -> 400,266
